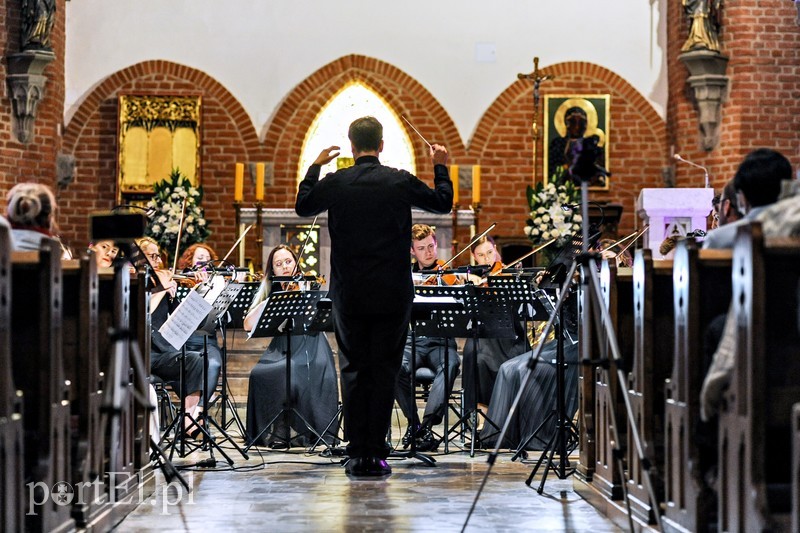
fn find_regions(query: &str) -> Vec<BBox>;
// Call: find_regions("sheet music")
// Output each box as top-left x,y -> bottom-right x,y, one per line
412,294 -> 461,306
246,300 -> 268,340
158,290 -> 213,350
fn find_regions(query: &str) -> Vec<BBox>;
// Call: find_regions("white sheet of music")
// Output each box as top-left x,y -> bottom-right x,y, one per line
412,295 -> 461,305
159,290 -> 213,350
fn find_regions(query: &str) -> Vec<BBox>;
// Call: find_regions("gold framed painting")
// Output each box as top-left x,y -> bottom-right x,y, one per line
543,94 -> 610,190
117,94 -> 202,201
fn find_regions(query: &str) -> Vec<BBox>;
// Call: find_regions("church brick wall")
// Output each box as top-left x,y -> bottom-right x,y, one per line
668,0 -> 800,190
0,0 -> 66,214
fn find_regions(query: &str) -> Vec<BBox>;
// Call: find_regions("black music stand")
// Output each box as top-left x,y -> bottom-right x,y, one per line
390,293 -> 464,466
414,284 -> 515,456
243,290 -> 336,453
160,281 -> 249,464
487,275 -> 549,351
217,280 -> 258,433
226,281 -> 260,329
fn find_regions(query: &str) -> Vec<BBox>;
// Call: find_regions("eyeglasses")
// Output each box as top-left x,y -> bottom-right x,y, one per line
146,253 -> 162,263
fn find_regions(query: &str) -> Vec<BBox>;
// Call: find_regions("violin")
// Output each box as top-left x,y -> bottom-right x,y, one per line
418,259 -> 460,286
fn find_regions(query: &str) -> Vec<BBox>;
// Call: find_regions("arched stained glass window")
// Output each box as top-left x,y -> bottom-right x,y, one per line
298,81 -> 416,182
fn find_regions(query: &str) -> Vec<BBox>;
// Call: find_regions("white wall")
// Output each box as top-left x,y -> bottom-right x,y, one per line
65,0 -> 667,145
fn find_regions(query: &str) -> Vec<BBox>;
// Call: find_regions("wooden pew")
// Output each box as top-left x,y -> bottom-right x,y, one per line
662,239 -> 732,533
0,225 -> 24,532
716,223 -> 800,532
11,239 -> 75,533
61,252 -> 111,528
793,403 -> 800,533
626,250 -> 673,524
575,261 -> 634,505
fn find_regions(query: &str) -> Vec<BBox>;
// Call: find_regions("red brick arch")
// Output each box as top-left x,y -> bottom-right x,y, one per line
469,61 -> 668,239
61,60 -> 261,254
262,54 -> 465,203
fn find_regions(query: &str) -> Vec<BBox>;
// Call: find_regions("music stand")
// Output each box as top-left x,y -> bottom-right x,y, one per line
226,281 -> 260,329
415,284 -> 515,456
160,280 -> 249,463
390,292 -> 464,466
487,275 -> 549,350
243,290 -> 336,453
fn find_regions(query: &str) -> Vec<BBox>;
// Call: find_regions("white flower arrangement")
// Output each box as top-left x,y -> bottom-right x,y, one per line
525,167 -> 582,249
144,169 -> 211,255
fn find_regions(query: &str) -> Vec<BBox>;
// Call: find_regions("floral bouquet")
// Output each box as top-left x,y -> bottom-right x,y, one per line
524,167 -> 582,262
145,169 -> 210,257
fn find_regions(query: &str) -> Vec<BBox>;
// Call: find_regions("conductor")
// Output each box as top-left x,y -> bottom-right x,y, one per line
295,116 -> 453,476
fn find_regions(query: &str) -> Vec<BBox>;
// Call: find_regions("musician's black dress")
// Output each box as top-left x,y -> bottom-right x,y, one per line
479,337 -> 580,450
246,331 -> 340,447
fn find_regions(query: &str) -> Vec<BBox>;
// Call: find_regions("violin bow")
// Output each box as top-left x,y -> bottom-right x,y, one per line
442,222 -> 497,268
503,237 -> 557,270
221,224 -> 254,263
171,197 -> 189,272
291,215 -> 319,279
616,224 -> 650,257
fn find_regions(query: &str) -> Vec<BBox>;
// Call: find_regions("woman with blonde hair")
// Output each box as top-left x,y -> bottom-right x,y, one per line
6,182 -> 70,257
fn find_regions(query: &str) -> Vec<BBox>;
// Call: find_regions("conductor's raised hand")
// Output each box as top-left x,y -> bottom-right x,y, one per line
430,144 -> 448,166
314,146 -> 341,166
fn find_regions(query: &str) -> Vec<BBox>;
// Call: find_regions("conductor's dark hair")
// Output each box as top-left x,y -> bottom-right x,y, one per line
348,116 -> 383,152
733,148 -> 792,208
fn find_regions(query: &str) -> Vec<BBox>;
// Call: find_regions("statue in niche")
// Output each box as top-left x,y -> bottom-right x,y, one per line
681,0 -> 723,53
21,0 -> 56,51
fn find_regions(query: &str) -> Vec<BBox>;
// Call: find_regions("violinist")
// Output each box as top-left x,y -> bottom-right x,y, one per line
243,244 -> 339,448
395,224 -> 460,451
174,242 -> 223,407
137,237 -> 219,439
461,235 -> 528,424
88,239 -> 119,268
177,243 -> 219,283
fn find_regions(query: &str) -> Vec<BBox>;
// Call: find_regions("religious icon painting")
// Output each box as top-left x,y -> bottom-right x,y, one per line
543,94 -> 610,190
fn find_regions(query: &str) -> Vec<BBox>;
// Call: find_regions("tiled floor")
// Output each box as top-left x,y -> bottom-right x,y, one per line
118,421 -> 621,532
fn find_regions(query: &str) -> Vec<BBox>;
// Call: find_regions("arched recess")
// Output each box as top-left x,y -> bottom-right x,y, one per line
468,61 -> 668,238
263,54 -> 464,202
60,60 -> 261,255
64,60 -> 260,155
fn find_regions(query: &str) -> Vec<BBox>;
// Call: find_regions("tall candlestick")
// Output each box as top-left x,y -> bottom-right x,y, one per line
234,163 -> 244,202
255,162 -> 265,201
450,164 -> 459,204
472,165 -> 481,204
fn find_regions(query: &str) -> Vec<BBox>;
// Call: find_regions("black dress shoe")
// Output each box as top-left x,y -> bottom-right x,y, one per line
401,424 -> 420,449
345,457 -> 363,475
360,456 -> 392,476
415,426 -> 438,452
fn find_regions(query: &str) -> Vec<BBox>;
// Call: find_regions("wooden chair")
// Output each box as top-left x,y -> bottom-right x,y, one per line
662,239 -> 731,533
717,223 -> 800,531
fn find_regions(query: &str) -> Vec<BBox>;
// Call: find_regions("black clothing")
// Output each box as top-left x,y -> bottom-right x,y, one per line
296,156 -> 453,315
150,296 -> 219,401
462,315 -> 528,408
296,155 -> 452,459
395,334 -> 460,428
245,332 -> 339,447
479,338 -> 580,450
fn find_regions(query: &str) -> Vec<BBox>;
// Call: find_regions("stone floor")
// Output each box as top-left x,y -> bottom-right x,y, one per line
117,414 -> 621,533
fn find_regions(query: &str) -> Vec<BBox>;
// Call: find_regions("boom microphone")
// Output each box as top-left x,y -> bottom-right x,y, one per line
673,153 -> 710,188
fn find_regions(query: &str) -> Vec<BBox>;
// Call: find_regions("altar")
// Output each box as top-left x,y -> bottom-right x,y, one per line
239,208 -> 476,279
